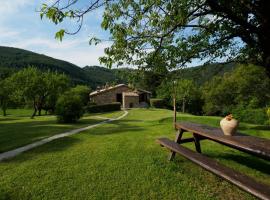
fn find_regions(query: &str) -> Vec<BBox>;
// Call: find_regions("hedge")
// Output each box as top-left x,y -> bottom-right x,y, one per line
86,102 -> 121,113
150,98 -> 167,108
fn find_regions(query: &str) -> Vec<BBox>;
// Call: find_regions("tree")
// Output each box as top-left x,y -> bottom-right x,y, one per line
0,79 -> 12,116
176,79 -> 198,113
69,85 -> 92,106
55,93 -> 84,123
9,67 -> 70,118
42,73 -> 70,114
202,64 -> 270,115
156,78 -> 202,114
40,0 -> 270,75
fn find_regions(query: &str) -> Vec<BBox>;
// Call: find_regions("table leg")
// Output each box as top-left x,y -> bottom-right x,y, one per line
193,133 -> 201,153
168,129 -> 184,161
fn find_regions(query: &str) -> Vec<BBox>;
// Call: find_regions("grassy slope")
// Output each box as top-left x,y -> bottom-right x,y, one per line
0,109 -> 124,153
0,109 -> 269,199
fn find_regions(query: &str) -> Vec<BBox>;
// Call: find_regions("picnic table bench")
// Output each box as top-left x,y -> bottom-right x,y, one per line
157,122 -> 270,200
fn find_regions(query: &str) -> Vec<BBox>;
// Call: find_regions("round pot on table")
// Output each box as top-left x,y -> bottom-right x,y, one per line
220,114 -> 239,136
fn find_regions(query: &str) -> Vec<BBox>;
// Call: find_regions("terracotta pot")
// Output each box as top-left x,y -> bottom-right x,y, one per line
220,117 -> 238,136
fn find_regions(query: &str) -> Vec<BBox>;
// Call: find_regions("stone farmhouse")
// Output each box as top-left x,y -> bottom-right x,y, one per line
89,84 -> 151,109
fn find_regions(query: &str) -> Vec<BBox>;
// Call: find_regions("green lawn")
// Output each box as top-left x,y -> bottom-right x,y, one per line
0,109 -> 124,153
0,109 -> 269,199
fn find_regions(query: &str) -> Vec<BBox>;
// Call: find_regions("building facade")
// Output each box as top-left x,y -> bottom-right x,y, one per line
89,84 -> 151,109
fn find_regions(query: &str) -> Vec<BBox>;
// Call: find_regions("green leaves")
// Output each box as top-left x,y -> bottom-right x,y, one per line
202,64 -> 270,115
55,29 -> 65,41
5,67 -> 70,117
39,0 -> 270,74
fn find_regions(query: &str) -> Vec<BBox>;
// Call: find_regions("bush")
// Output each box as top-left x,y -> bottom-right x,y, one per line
267,108 -> 270,125
86,102 -> 121,113
69,85 -> 91,106
55,94 -> 84,123
232,107 -> 268,125
150,98 -> 167,108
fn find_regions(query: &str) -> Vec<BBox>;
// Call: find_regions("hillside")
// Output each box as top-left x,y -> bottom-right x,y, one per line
174,62 -> 237,85
0,46 -> 90,84
0,46 -> 129,88
83,65 -> 127,88
0,46 -> 237,89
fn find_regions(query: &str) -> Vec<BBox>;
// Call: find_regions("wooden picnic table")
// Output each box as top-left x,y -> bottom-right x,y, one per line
157,121 -> 270,200
174,122 -> 270,161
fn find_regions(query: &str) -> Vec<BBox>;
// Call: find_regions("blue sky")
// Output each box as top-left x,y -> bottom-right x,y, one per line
0,0 -> 111,67
0,1 -> 222,68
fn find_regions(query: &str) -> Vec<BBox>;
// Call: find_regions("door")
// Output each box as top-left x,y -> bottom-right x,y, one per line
116,93 -> 122,104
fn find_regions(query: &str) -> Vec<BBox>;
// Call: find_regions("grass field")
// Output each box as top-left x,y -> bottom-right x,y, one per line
0,109 -> 124,153
0,109 -> 269,199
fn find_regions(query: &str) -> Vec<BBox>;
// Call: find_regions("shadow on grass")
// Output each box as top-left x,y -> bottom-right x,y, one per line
250,125 -> 270,130
0,188 -> 12,200
0,118 -> 103,153
218,154 -> 270,175
0,118 -> 18,122
1,118 -> 144,162
2,137 -> 82,164
82,119 -> 146,136
158,116 -> 220,126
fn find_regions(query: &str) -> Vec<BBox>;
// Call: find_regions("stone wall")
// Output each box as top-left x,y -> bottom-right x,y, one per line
90,85 -> 133,105
123,95 -> 139,109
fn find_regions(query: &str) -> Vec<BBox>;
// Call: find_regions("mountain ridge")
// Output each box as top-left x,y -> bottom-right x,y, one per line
0,46 -> 236,89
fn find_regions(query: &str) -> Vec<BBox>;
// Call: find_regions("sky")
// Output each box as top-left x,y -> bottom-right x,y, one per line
0,0 -> 111,67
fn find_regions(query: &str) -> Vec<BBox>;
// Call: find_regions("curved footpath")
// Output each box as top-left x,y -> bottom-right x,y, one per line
0,110 -> 128,162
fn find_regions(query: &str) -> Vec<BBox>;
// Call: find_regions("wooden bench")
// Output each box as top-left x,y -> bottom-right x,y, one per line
157,122 -> 270,200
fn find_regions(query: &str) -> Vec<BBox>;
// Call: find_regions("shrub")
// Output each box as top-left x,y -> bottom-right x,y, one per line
69,85 -> 91,106
267,108 -> 270,125
86,102 -> 121,113
55,94 -> 84,123
232,107 -> 268,125
150,98 -> 167,108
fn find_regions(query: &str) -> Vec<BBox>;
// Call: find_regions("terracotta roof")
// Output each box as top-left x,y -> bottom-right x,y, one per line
136,88 -> 151,94
89,84 -> 127,97
89,84 -> 151,97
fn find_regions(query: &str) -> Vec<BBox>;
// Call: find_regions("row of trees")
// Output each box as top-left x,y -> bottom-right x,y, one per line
154,64 -> 270,120
0,67 -> 91,120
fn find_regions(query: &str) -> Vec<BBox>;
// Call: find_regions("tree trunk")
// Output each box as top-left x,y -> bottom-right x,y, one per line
182,98 -> 186,113
2,108 -> 6,116
2,101 -> 7,116
173,96 -> 176,129
31,108 -> 37,119
38,108 -> 42,116
31,101 -> 37,119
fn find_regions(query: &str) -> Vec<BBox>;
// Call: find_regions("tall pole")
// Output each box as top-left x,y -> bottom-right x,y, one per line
173,80 -> 177,130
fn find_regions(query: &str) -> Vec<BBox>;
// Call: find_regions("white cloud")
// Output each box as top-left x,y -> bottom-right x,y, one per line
9,37 -> 88,49
0,0 -> 112,67
41,41 -> 112,67
0,0 -> 34,14
0,27 -> 20,39
3,36 -> 112,67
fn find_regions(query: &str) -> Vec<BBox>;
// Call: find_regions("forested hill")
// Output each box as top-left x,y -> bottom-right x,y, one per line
0,46 -> 90,84
83,65 -> 127,88
0,46 -> 128,88
0,46 -> 236,89
174,62 -> 237,85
